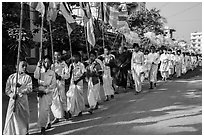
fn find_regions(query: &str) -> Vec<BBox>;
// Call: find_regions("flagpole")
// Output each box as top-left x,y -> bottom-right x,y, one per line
122,34 -> 124,47
102,22 -> 105,49
100,2 -> 105,49
83,21 -> 90,59
14,2 -> 23,112
68,27 -> 73,59
39,11 -> 44,61
38,4 -> 44,92
48,20 -> 54,63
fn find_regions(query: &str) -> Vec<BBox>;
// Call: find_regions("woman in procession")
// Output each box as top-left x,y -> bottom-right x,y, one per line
167,49 -> 175,79
34,55 -> 57,135
131,43 -> 145,95
115,46 -> 130,92
86,50 -> 103,110
142,49 -> 150,82
159,47 -> 169,81
99,46 -> 115,101
66,52 -> 87,117
147,46 -> 160,89
185,52 -> 191,71
51,50 -> 70,124
3,60 -> 32,135
175,50 -> 183,78
181,52 -> 187,75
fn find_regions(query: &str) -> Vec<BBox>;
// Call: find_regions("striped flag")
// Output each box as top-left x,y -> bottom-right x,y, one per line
80,2 -> 95,47
60,2 -> 76,36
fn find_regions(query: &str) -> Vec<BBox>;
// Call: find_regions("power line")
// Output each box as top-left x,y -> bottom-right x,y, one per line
167,3 -> 201,18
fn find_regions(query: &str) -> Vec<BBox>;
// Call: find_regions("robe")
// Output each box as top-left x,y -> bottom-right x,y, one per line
86,60 -> 103,109
175,55 -> 182,77
159,53 -> 169,79
100,54 -> 115,96
51,61 -> 69,118
34,67 -> 57,128
3,73 -> 32,135
131,51 -> 144,92
181,55 -> 187,74
148,52 -> 160,83
168,54 -> 175,75
144,54 -> 152,80
66,62 -> 85,116
115,52 -> 129,88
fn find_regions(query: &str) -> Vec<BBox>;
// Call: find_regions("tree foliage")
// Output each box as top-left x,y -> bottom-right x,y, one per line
2,2 -> 35,65
2,2 -> 167,64
128,8 -> 167,47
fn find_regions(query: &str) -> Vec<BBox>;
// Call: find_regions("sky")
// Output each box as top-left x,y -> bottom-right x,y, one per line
146,2 -> 202,43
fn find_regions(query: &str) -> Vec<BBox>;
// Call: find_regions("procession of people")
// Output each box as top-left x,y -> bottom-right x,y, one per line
3,41 -> 202,135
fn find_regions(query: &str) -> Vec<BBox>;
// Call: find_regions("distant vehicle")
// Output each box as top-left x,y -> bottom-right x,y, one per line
25,57 -> 37,74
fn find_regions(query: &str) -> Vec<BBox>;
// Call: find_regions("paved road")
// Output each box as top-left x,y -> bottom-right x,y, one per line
2,67 -> 202,135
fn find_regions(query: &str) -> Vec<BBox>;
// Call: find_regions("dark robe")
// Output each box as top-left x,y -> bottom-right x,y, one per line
115,51 -> 130,88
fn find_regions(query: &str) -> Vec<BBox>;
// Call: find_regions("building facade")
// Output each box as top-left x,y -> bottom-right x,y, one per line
190,32 -> 202,53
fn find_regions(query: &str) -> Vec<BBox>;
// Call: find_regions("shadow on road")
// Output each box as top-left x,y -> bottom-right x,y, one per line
2,67 -> 202,135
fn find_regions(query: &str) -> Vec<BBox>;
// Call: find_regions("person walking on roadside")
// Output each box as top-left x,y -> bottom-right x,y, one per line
131,43 -> 144,95
34,56 -> 56,134
99,46 -> 115,101
86,50 -> 103,111
159,48 -> 169,81
3,60 -> 32,135
51,50 -> 69,124
66,52 -> 86,117
175,50 -> 183,78
148,46 -> 160,89
115,46 -> 130,92
167,49 -> 175,79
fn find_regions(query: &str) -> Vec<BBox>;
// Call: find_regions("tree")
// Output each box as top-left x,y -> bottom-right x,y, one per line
128,8 -> 167,48
2,2 -> 35,65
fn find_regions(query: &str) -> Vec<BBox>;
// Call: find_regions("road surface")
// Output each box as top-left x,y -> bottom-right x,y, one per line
2,67 -> 202,135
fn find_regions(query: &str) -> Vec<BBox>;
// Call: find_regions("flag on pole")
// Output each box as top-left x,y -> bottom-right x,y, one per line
80,2 -> 95,47
35,2 -> 45,17
60,2 -> 76,36
100,2 -> 110,24
47,2 -> 60,22
100,3 -> 129,30
79,2 -> 91,24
